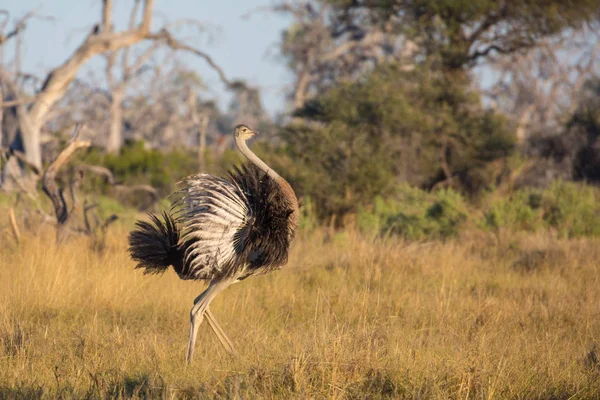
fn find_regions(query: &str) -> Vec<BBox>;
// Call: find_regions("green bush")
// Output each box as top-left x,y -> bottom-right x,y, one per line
81,140 -> 199,195
423,189 -> 470,238
541,181 -> 600,238
357,186 -> 469,240
482,190 -> 543,232
482,181 -> 600,238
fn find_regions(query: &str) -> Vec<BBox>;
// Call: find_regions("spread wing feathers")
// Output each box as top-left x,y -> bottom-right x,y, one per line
172,173 -> 251,280
227,164 -> 294,275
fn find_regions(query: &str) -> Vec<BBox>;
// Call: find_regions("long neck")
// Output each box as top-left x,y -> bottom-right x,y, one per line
235,136 -> 282,182
236,135 -> 299,233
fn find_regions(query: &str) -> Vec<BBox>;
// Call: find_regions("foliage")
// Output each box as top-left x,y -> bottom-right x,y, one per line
80,140 -> 199,195
277,64 -> 514,219
326,0 -> 599,70
483,189 -> 543,232
541,180 -> 600,237
352,180 -> 600,240
482,181 -> 600,238
520,77 -> 600,187
357,186 -> 469,240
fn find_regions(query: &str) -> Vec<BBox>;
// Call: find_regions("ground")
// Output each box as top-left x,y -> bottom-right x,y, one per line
1,222 -> 599,399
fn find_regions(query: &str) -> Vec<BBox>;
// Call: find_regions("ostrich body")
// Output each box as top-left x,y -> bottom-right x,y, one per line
128,124 -> 298,363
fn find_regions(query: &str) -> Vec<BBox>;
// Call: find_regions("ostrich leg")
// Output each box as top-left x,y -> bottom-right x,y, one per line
206,307 -> 238,356
187,280 -> 232,364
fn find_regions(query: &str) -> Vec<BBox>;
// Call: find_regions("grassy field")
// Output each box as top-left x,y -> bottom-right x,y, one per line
1,219 -> 599,399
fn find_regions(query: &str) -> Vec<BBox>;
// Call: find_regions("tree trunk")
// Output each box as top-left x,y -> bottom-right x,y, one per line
19,115 -> 41,170
199,115 -> 209,172
1,74 -> 43,170
0,86 -> 4,146
107,88 -> 124,153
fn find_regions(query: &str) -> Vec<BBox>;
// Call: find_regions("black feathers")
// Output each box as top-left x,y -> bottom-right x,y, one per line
227,164 -> 296,277
128,211 -> 183,275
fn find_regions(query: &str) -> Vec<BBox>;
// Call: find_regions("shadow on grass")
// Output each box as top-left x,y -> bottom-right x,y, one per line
0,374 -> 166,399
1,365 -> 595,399
0,384 -> 45,400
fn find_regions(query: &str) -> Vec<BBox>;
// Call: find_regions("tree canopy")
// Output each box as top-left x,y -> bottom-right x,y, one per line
326,0 -> 599,70
275,63 -> 514,218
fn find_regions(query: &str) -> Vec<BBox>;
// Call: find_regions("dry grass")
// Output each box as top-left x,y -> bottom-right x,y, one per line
1,221 -> 599,399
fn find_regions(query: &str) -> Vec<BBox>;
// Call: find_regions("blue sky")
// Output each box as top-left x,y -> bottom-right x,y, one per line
2,0 -> 294,116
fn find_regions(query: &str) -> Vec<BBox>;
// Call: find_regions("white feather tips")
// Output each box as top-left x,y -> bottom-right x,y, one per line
173,174 -> 251,279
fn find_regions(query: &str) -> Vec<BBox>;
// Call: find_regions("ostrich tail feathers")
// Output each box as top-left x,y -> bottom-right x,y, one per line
128,211 -> 182,275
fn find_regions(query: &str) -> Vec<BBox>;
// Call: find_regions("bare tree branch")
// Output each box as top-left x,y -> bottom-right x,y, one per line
41,124 -> 90,243
0,96 -> 36,108
3,148 -> 41,175
149,28 -> 232,87
8,207 -> 21,244
102,0 -> 113,32
80,164 -> 115,184
30,0 -> 155,130
0,11 -> 32,47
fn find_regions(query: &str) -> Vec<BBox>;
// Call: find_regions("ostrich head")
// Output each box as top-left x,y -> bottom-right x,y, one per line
233,124 -> 257,141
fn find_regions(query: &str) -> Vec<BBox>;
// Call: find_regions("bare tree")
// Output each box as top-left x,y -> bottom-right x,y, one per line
228,80 -> 266,128
40,125 -> 121,245
186,87 -> 210,171
11,0 -> 157,170
2,0 -> 242,174
104,1 -> 161,153
0,10 -> 30,48
41,125 -> 91,243
484,28 -> 600,144
122,64 -> 208,148
254,1 -> 414,112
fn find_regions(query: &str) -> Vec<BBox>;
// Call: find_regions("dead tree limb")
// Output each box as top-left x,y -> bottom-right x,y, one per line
0,97 -> 36,108
149,28 -> 233,87
8,207 -> 21,244
83,200 -> 98,234
4,148 -> 41,176
41,124 -> 90,243
82,198 -> 118,252
9,0 -> 154,170
80,163 -> 159,210
0,11 -> 33,47
113,183 -> 158,204
4,0 -> 239,171
80,164 -> 115,184
187,88 -> 209,171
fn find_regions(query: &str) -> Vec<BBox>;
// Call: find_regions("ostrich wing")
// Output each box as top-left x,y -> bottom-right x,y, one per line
173,174 -> 251,280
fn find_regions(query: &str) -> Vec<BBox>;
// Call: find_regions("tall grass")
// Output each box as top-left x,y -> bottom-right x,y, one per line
1,222 -> 599,398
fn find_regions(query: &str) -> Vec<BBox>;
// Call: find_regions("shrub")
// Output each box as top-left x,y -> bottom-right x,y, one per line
81,140 -> 199,195
482,181 -> 600,238
357,186 -> 469,240
541,181 -> 600,238
482,189 -> 543,232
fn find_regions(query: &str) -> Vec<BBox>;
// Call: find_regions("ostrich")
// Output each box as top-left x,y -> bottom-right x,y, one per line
128,124 -> 298,363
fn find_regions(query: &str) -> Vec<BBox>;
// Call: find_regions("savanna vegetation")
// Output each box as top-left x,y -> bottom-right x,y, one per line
2,0 -> 600,398
1,217 -> 599,398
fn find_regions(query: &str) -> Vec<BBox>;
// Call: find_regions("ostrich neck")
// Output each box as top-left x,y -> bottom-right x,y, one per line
235,135 -> 299,233
235,137 -> 282,182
